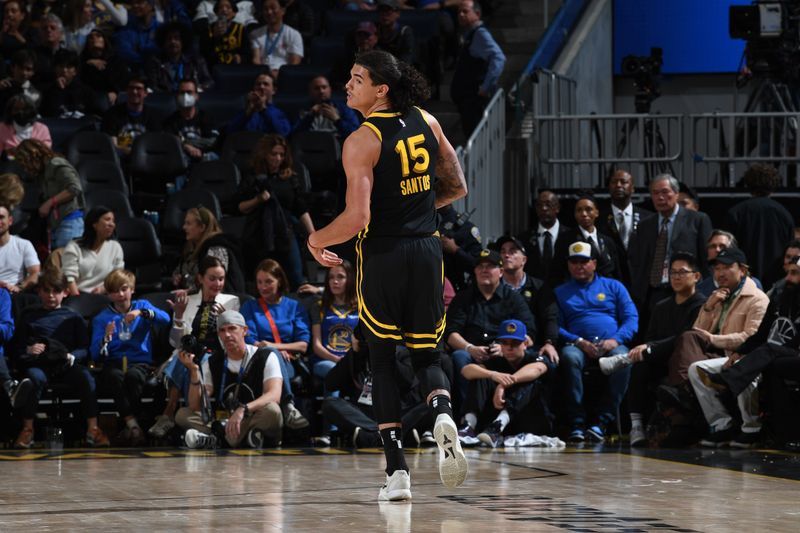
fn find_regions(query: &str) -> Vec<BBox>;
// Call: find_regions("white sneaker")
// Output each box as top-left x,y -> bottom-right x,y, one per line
630,424 -> 647,447
148,415 -> 175,438
283,402 -> 310,430
184,429 -> 217,449
433,414 -> 468,488
378,470 -> 412,501
599,353 -> 632,375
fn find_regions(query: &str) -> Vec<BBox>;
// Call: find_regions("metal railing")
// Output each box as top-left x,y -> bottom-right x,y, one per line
690,112 -> 800,187
532,111 -> 800,188
454,88 -> 506,244
533,113 -> 683,188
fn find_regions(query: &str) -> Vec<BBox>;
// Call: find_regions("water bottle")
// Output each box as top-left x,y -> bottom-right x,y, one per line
118,319 -> 132,341
46,426 -> 63,451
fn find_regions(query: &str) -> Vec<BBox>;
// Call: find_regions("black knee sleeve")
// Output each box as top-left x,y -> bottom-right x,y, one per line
410,350 -> 450,397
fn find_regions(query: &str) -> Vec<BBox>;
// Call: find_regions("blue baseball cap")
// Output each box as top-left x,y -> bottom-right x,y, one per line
496,319 -> 526,342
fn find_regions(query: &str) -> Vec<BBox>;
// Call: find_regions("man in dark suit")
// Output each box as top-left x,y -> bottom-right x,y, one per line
628,174 -> 712,316
521,190 -> 572,287
598,169 -> 654,286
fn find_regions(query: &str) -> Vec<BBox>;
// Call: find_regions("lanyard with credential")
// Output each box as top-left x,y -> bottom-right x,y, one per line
264,25 -> 284,58
218,355 -> 247,405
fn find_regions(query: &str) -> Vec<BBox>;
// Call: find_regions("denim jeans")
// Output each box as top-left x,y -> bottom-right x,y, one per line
312,359 -> 340,398
451,349 -> 473,406
560,344 -> 631,428
275,350 -> 296,402
51,216 -> 84,249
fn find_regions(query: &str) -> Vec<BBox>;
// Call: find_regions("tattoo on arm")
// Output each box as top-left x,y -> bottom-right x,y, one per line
434,151 -> 467,208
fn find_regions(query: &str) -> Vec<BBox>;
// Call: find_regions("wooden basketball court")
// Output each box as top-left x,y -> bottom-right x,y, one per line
1,445 -> 797,531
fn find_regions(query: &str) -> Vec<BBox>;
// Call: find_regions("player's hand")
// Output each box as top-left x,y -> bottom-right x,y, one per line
307,238 -> 342,267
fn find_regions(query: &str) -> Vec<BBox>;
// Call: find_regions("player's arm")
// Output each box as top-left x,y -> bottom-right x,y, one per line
307,127 -> 377,266
422,109 -> 467,208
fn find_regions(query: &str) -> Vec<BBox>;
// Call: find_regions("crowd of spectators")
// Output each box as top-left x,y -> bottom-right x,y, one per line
0,1 -> 796,454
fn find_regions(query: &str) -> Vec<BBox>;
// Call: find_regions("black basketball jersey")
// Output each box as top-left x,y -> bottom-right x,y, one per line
359,107 -> 439,238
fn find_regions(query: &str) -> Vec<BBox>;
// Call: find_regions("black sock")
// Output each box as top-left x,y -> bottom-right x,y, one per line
430,394 -> 453,419
379,427 -> 408,475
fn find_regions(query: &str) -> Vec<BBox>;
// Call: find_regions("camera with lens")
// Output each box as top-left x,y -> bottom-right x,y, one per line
621,47 -> 663,113
730,1 -> 800,83
180,335 -> 206,358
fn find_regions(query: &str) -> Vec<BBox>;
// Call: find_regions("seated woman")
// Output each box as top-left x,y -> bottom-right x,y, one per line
149,256 -> 240,438
61,205 -> 124,295
0,95 -> 52,158
310,261 -> 358,385
172,206 -> 244,293
240,259 -> 310,430
90,269 -> 170,445
309,261 -> 358,444
238,134 -> 314,289
15,139 -> 85,249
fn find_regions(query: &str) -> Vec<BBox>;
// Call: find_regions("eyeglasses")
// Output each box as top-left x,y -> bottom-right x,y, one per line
669,269 -> 696,278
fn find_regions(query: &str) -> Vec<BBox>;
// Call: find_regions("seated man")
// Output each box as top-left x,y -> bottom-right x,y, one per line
555,241 -> 638,443
162,78 -> 218,163
90,269 -> 170,446
697,230 -> 762,297
293,75 -> 360,140
600,252 -> 706,446
322,330 -> 432,448
175,310 -> 283,448
444,249 -> 536,434
11,270 -> 109,448
688,254 -> 800,448
667,247 -> 768,389
101,76 -> 161,157
461,319 -> 553,448
226,72 -> 290,137
0,203 -> 40,294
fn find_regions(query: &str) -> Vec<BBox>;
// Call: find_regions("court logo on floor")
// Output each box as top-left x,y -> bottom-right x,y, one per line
439,494 -> 701,532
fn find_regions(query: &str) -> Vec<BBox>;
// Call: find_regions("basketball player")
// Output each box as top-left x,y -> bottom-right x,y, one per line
306,50 -> 469,501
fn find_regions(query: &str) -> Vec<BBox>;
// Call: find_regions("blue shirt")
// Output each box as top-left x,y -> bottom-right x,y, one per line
0,289 -> 13,362
90,300 -> 170,364
555,274 -> 639,345
227,104 -> 291,137
311,301 -> 358,360
241,296 -> 310,345
467,23 -> 506,94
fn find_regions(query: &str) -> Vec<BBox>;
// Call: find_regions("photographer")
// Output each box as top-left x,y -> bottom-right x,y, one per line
439,204 -> 482,291
176,310 -> 284,449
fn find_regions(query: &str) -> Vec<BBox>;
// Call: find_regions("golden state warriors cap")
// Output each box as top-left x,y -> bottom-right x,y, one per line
568,241 -> 593,260
496,319 -> 526,342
